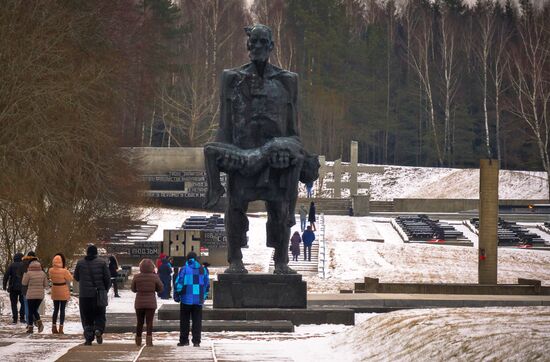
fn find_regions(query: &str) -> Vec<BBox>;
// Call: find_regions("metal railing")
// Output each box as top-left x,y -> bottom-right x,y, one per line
317,213 -> 327,278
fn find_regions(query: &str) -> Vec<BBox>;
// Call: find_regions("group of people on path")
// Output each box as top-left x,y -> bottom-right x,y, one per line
3,251 -> 73,334
3,246 -> 210,349
132,251 -> 209,347
291,201 -> 318,262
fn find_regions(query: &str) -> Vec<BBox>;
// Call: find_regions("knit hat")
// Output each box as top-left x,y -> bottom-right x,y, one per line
86,244 -> 98,256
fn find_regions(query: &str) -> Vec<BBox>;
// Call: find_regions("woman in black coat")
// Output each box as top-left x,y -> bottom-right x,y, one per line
308,201 -> 316,231
74,245 -> 111,345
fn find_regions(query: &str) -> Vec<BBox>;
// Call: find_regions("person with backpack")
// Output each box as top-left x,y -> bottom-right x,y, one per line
48,253 -> 73,334
131,258 -> 163,347
174,252 -> 210,347
22,260 -> 48,333
3,252 -> 26,324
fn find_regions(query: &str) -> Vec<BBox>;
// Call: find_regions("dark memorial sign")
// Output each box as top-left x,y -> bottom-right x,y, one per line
129,242 -> 162,258
201,229 -> 227,249
143,171 -> 227,210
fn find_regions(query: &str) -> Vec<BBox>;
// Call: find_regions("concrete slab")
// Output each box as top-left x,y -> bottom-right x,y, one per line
56,342 -> 293,362
56,343 -> 140,362
157,305 -> 355,325
307,292 -> 550,311
105,314 -> 294,333
138,345 -> 214,361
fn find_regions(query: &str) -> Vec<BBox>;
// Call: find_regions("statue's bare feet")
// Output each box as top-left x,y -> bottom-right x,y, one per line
203,186 -> 225,209
224,260 -> 248,274
273,263 -> 297,274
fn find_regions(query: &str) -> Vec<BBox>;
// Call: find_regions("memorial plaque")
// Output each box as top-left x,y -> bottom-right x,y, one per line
129,241 -> 162,258
201,229 -> 227,249
142,171 -> 227,209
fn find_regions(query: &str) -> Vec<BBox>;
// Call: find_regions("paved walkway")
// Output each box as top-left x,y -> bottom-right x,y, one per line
55,341 -> 293,361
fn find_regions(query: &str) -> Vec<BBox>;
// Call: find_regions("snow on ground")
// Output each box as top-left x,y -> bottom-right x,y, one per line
317,163 -> 548,200
334,307 -> 550,361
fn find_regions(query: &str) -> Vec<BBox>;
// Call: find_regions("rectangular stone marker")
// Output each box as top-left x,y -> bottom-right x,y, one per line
213,273 -> 307,309
479,159 -> 499,284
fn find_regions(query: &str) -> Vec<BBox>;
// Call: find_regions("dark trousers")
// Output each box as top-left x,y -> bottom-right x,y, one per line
179,304 -> 202,344
136,308 -> 155,336
79,297 -> 106,342
27,299 -> 42,326
111,277 -> 119,296
53,300 -> 67,325
304,245 -> 312,261
9,290 -> 25,322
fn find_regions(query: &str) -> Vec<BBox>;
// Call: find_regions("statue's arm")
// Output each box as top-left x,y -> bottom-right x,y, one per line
215,70 -> 235,143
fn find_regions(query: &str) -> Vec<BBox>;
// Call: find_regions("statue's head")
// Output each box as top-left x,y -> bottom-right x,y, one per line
245,24 -> 274,63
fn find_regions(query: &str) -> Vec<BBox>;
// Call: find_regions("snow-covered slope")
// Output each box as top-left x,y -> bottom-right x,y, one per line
314,164 -> 548,200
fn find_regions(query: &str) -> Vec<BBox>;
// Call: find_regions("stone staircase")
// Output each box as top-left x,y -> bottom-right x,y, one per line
268,241 -> 319,275
268,214 -> 324,276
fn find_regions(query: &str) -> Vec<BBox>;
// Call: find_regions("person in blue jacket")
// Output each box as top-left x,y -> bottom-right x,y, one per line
157,257 -> 172,300
302,225 -> 316,262
174,251 -> 210,347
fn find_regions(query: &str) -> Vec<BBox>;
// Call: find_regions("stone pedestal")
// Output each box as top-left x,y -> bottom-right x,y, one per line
352,194 -> 370,216
213,273 -> 307,309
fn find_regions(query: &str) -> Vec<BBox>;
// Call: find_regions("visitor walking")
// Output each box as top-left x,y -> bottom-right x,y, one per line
48,253 -> 73,334
175,251 -> 210,347
290,231 -> 301,262
308,201 -> 317,231
306,181 -> 314,198
131,258 -> 163,347
22,260 -> 47,333
3,252 -> 26,324
108,255 -> 121,298
299,205 -> 307,232
21,251 -> 38,323
158,257 -> 172,300
74,244 -> 111,345
302,226 -> 316,262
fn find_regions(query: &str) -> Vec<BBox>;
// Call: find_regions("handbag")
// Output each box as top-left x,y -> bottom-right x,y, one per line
85,260 -> 109,307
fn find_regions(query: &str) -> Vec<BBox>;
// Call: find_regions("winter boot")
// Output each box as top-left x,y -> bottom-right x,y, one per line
26,325 -> 33,334
135,335 -> 142,346
58,325 -> 64,334
146,335 -> 153,347
52,324 -> 58,334
36,319 -> 44,333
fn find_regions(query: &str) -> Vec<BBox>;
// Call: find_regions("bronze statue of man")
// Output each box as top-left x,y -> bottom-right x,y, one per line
204,24 -> 319,274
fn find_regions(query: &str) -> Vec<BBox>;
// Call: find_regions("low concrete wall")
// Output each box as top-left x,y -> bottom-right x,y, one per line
393,198 -> 549,213
122,147 -> 204,174
355,277 -> 550,295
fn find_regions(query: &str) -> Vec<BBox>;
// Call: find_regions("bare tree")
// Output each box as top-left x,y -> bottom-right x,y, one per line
438,2 -> 461,165
408,3 -> 444,165
489,10 -> 511,161
0,0 -> 143,265
508,5 -> 550,198
474,0 -> 496,158
252,0 -> 295,70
